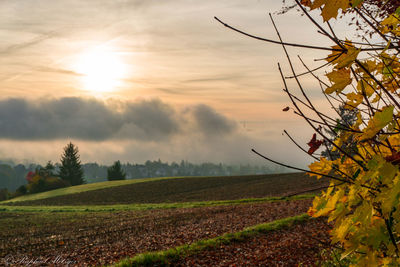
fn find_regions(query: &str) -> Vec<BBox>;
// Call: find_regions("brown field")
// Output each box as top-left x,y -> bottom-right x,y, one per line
173,218 -> 331,267
4,172 -> 326,206
0,199 -> 313,266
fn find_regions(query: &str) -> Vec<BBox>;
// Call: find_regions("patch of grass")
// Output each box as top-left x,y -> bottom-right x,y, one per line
2,172 -> 326,206
113,214 -> 310,267
0,194 -> 314,213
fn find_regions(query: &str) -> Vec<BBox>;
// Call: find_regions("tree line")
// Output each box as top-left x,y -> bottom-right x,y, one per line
0,142 -> 287,200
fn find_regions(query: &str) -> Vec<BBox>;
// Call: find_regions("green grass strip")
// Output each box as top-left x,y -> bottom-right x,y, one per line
113,213 -> 310,267
0,194 -> 314,213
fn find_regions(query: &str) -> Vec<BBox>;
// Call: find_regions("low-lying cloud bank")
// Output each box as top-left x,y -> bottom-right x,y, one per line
0,97 -> 237,141
0,97 -> 312,166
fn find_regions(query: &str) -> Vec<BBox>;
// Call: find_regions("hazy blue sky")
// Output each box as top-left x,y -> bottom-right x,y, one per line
0,0 -> 353,166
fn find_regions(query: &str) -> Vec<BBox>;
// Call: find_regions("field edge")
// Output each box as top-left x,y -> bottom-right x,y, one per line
0,194 -> 315,212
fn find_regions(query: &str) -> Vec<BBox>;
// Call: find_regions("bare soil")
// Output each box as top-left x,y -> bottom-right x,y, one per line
0,199 -> 312,266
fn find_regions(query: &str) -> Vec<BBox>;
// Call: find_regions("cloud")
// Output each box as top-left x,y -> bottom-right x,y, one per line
0,97 -> 237,141
0,32 -> 55,55
118,99 -> 181,141
189,104 -> 237,136
33,66 -> 83,76
0,97 -> 312,166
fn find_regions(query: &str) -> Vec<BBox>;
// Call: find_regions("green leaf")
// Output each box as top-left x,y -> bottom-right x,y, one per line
396,6 -> 400,15
352,0 -> 364,7
359,106 -> 394,140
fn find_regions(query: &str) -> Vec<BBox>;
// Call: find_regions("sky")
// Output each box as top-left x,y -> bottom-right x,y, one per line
0,0 -> 354,167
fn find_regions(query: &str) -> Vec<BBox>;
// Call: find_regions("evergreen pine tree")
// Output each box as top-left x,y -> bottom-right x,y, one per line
107,160 -> 126,181
59,142 -> 85,186
44,160 -> 55,176
321,105 -> 358,160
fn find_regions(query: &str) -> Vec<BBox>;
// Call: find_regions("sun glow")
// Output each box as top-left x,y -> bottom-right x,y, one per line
74,46 -> 127,93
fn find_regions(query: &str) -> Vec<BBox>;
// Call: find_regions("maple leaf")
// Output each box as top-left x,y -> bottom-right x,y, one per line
309,0 -> 352,21
307,133 -> 323,155
325,68 -> 352,94
357,80 -> 375,97
337,47 -> 360,69
327,41 -> 360,69
300,0 -> 312,7
308,157 -> 333,178
359,106 -> 394,141
345,92 -> 363,109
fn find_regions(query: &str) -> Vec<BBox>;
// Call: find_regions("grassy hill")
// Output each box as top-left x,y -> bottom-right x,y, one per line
0,176 -> 185,204
1,172 -> 326,206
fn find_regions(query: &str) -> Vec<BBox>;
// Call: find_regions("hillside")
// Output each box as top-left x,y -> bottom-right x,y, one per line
1,172 -> 326,206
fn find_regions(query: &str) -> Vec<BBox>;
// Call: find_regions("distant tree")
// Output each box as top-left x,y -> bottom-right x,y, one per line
107,160 -> 126,181
15,185 -> 27,196
44,161 -> 55,176
0,188 -> 9,201
59,142 -> 85,186
0,164 -> 17,191
321,105 -> 358,160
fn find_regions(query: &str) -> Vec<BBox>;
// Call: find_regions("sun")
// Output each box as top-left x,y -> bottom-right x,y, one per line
74,46 -> 127,93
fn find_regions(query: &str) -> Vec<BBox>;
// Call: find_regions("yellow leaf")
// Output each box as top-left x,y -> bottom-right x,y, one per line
308,157 -> 333,179
331,137 -> 342,152
307,206 -> 317,217
357,80 -> 375,97
359,106 -> 394,141
381,15 -> 400,34
325,68 -> 352,94
345,92 -> 363,109
334,217 -> 353,241
327,41 -> 359,68
363,60 -> 378,73
381,258 -> 392,266
380,176 -> 400,217
337,47 -> 360,68
310,0 -> 351,21
315,189 -> 343,216
310,0 -> 324,9
354,112 -> 363,128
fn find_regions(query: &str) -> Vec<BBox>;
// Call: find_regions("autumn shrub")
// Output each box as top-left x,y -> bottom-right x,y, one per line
27,173 -> 70,194
218,0 -> 400,265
